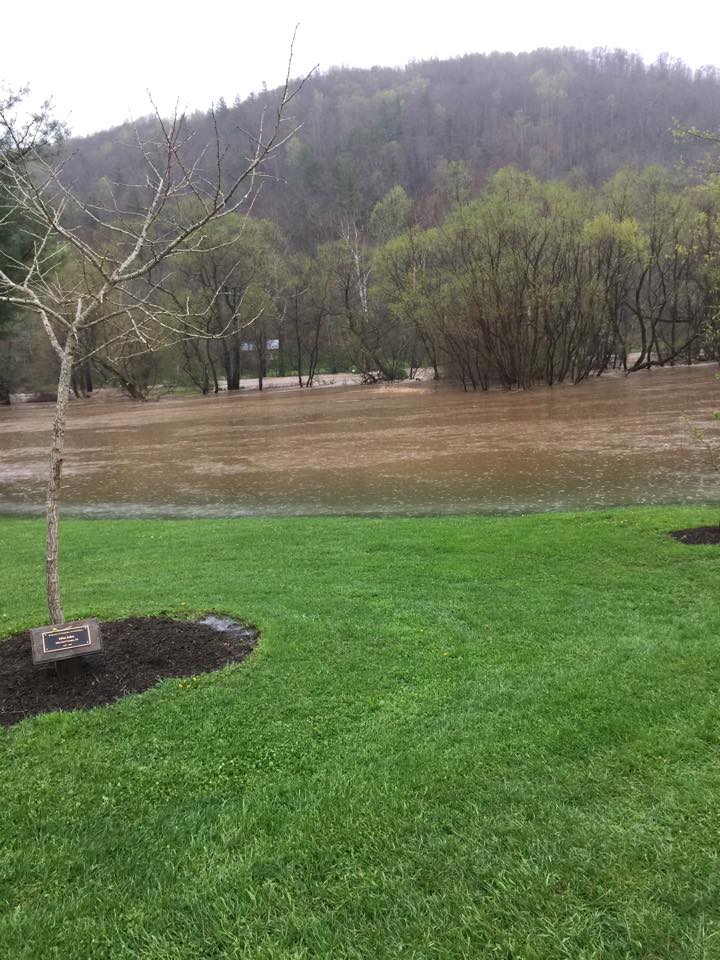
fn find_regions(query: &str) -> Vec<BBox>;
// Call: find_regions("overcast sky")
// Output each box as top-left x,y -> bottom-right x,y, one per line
3,0 -> 719,137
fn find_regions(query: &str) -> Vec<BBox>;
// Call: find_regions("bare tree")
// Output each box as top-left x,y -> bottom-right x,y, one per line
333,221 -> 412,382
285,253 -> 333,387
0,51 -> 310,626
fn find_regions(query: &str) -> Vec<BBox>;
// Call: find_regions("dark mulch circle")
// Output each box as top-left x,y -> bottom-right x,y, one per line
0,615 -> 258,727
669,525 -> 720,545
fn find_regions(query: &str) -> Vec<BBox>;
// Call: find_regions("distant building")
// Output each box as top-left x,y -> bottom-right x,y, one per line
240,340 -> 280,351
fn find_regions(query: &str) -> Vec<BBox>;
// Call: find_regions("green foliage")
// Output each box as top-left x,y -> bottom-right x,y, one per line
368,186 -> 412,246
372,164 -> 720,387
433,158 -> 472,208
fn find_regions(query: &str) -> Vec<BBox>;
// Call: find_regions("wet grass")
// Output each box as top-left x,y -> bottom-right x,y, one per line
1,507 -> 719,959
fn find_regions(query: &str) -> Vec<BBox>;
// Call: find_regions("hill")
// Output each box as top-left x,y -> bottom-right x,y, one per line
64,47 -> 720,247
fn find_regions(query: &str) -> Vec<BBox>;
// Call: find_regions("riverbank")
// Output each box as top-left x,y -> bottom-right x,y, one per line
1,508 -> 719,958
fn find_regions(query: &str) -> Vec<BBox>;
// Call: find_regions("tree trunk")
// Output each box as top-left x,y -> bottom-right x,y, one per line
46,336 -> 76,625
83,363 -> 93,395
206,340 -> 219,394
258,346 -> 266,391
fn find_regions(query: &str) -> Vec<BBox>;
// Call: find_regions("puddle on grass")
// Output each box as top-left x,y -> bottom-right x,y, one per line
199,615 -> 259,644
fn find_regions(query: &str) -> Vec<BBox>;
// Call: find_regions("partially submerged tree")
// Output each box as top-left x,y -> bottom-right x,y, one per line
329,218 -> 414,383
0,55 -> 309,625
174,213 -> 286,392
284,252 -> 333,387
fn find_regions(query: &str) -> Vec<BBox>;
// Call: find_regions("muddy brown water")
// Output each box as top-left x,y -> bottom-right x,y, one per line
1,365 -> 718,518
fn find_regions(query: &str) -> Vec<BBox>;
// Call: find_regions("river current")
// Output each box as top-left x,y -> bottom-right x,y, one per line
1,365 -> 718,518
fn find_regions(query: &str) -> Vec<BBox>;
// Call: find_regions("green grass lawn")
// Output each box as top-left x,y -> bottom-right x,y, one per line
1,508 -> 719,959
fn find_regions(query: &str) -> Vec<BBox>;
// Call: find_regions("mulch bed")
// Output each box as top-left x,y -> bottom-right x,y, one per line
0,616 -> 258,727
669,525 -> 720,545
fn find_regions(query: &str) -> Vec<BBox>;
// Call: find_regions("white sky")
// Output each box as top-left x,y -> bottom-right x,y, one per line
3,0 -> 720,137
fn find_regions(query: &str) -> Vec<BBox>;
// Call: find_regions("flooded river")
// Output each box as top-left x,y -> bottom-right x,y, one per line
0,364 -> 718,518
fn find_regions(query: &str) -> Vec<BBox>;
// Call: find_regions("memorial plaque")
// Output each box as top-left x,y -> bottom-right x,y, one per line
30,618 -> 102,666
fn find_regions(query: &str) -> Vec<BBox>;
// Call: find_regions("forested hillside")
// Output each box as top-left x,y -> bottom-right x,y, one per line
2,48 -> 720,401
66,48 -> 720,246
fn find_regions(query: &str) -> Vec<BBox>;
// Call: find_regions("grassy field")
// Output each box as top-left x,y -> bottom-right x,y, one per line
1,508 -> 719,959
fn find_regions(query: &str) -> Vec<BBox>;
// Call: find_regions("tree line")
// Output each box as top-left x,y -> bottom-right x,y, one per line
4,162 -> 719,402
